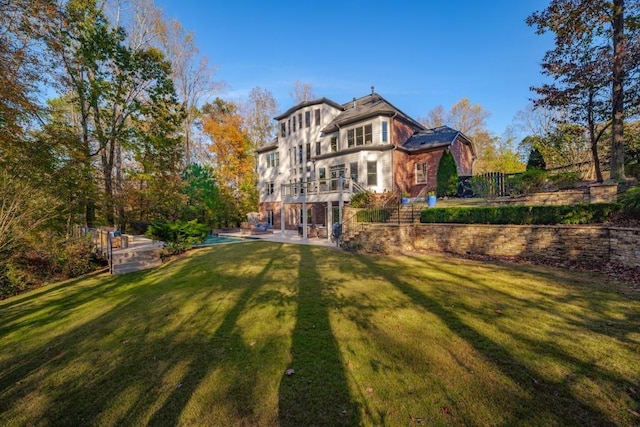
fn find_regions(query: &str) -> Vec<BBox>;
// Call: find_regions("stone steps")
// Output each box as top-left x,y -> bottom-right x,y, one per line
111,243 -> 163,275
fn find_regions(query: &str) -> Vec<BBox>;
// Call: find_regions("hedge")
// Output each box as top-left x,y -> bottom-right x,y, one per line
420,203 -> 620,225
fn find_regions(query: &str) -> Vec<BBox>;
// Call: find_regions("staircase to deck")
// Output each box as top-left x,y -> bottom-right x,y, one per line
111,241 -> 164,274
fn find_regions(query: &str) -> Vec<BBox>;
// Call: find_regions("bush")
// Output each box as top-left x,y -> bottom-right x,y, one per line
420,203 -> 620,225
625,163 -> 640,180
512,169 -> 547,195
436,151 -> 458,197
526,147 -> 546,170
59,236 -> 99,278
350,191 -> 376,208
619,186 -> 640,219
548,172 -> 580,190
146,219 -> 209,255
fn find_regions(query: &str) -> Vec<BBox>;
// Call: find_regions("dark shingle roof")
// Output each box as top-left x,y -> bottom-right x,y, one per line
401,126 -> 472,152
274,97 -> 343,120
321,93 -> 425,133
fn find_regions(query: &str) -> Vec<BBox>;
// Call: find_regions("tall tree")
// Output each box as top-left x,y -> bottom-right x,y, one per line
419,98 -> 512,173
290,80 -> 315,104
46,0 -> 179,226
0,0 -> 53,149
527,0 -> 640,182
157,18 -> 221,164
201,99 -> 257,226
243,87 -> 278,175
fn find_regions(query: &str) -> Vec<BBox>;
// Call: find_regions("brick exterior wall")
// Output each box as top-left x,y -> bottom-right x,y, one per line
391,135 -> 475,197
346,223 -> 640,269
261,202 -> 329,230
450,137 -> 474,176
392,120 -> 415,148
393,150 -> 442,197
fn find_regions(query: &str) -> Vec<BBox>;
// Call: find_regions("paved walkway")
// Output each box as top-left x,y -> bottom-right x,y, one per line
220,230 -> 340,248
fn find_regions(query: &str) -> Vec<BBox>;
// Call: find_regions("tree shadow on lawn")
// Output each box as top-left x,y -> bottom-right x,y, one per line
401,252 -> 640,348
278,245 -> 361,426
354,253 -> 634,426
0,243 -> 291,425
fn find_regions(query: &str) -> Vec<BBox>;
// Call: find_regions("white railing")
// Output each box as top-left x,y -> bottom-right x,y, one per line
281,178 -> 352,198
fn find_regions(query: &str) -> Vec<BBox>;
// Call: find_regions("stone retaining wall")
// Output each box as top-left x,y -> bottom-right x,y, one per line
487,183 -> 617,206
350,223 -> 640,268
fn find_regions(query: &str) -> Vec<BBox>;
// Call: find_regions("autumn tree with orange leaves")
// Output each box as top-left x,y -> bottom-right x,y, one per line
201,98 -> 258,226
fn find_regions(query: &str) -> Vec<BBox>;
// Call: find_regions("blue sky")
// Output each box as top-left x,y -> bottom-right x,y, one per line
156,0 -> 554,138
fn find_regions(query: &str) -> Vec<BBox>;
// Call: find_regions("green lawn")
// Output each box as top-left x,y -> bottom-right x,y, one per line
1,242 -> 639,426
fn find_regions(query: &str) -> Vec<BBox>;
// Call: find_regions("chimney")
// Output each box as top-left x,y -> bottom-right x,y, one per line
371,85 -> 375,95
353,97 -> 356,108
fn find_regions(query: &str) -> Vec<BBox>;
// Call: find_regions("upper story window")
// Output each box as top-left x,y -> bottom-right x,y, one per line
382,121 -> 388,143
281,123 -> 286,137
347,129 -> 355,148
305,111 -> 311,128
298,144 -> 303,164
298,113 -> 302,130
288,119 -> 291,135
331,136 -> 338,152
306,143 -> 311,161
293,116 -> 297,132
266,152 -> 279,168
315,142 -> 321,156
315,109 -> 320,126
416,162 -> 427,184
347,124 -> 373,148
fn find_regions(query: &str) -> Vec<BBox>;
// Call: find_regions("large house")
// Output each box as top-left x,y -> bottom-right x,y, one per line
257,90 -> 475,238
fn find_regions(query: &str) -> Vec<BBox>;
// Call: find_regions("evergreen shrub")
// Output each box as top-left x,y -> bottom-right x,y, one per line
420,203 -> 620,225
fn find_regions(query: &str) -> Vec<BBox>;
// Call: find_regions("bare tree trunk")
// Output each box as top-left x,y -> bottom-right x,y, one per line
611,0 -> 626,181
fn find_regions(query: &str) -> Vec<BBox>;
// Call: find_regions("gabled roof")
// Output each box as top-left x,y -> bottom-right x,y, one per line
274,97 -> 343,120
256,138 -> 278,153
321,93 -> 425,133
401,125 -> 474,154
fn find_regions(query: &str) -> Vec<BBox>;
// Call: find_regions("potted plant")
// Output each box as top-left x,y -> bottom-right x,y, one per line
427,191 -> 437,207
401,191 -> 410,205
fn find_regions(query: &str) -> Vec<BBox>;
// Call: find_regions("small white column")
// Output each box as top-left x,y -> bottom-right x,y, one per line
327,201 -> 332,240
302,183 -> 308,240
338,176 -> 344,225
280,202 -> 285,234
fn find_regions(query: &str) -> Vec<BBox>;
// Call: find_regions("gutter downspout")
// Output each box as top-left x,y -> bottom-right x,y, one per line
389,112 -> 398,194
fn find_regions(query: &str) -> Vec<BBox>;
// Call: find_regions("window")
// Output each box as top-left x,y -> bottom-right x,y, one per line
266,210 -> 274,225
266,152 -> 279,168
315,142 -> 321,156
382,121 -> 388,143
306,143 -> 311,162
416,162 -> 427,184
348,124 -> 373,147
305,111 -> 311,128
356,127 -> 364,146
266,181 -> 275,195
293,115 -> 296,132
367,161 -> 377,186
350,162 -> 358,183
288,119 -> 291,135
331,137 -> 338,152
319,167 -> 326,190
364,124 -> 373,144
298,113 -> 302,130
315,109 -> 320,126
281,123 -> 286,137
298,144 -> 303,164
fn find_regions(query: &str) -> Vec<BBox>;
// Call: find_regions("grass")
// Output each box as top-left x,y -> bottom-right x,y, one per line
0,241 -> 639,426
